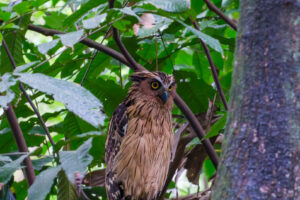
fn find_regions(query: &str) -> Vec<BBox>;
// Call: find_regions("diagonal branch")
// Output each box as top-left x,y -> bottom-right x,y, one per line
3,104 -> 36,186
26,23 -> 219,168
203,0 -> 237,30
27,24 -> 131,67
2,39 -> 55,147
192,20 -> 229,110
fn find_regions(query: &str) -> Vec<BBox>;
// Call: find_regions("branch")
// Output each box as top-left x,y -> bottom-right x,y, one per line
2,39 -> 55,147
192,20 -> 229,110
27,23 -> 218,168
203,0 -> 237,30
27,24 -> 132,68
3,104 -> 36,186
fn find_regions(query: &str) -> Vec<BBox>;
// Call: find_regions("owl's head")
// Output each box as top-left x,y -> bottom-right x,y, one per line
130,71 -> 176,106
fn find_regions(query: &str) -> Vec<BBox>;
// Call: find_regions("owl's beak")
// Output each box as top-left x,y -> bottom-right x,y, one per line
158,91 -> 168,103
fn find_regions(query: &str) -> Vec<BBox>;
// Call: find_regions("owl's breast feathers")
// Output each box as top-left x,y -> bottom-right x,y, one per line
105,99 -> 174,200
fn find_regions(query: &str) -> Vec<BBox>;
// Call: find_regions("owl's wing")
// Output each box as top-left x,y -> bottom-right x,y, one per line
105,102 -> 128,200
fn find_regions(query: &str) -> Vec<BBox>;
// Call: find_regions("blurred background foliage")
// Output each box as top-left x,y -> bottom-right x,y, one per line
0,0 -> 239,199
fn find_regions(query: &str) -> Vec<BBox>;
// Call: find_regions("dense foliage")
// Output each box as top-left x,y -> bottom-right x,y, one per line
0,0 -> 239,199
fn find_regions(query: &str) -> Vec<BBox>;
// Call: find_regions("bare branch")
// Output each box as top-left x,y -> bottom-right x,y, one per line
192,20 -> 229,110
3,104 -> 36,186
203,0 -> 237,30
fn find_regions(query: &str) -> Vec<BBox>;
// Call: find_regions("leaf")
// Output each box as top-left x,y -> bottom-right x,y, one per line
117,7 -> 140,21
31,156 -> 54,170
202,113 -> 227,140
64,0 -> 107,26
16,73 -> 105,128
57,170 -> 78,200
82,13 -> 107,29
15,61 -> 38,73
59,138 -> 93,183
145,0 -> 190,13
37,39 -> 60,54
58,30 -> 84,47
177,20 -> 224,55
0,73 -> 16,92
27,166 -> 62,200
0,90 -> 15,109
0,154 -> 27,184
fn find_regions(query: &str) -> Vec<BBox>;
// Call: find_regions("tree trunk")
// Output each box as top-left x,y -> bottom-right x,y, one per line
212,0 -> 300,199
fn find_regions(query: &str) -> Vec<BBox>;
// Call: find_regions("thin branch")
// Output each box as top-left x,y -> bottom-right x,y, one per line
158,30 -> 174,68
2,39 -> 55,147
3,104 -> 36,186
192,20 -> 229,110
81,50 -> 98,86
27,23 -> 218,168
203,0 -> 237,30
174,93 -> 219,168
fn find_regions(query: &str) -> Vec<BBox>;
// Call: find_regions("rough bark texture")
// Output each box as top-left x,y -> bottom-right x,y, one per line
212,1 -> 300,199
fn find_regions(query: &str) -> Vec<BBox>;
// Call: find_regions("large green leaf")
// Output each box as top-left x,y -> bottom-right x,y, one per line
16,73 -> 105,128
57,170 -> 78,200
177,20 -> 224,55
0,154 -> 27,184
58,30 -> 84,47
0,73 -> 16,92
146,0 -> 190,13
59,138 -> 93,183
0,89 -> 15,109
27,166 -> 61,200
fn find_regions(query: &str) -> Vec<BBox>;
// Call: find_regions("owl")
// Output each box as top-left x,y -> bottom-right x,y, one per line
105,71 -> 176,200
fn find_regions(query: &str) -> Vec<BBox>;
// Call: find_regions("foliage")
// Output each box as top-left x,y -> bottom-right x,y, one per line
0,0 -> 238,199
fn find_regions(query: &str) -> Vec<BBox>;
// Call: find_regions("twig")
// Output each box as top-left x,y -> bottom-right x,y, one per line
203,0 -> 237,30
27,23 -> 218,169
158,30 -> 174,68
192,20 -> 229,110
155,35 -> 158,71
81,50 -> 98,86
2,39 -> 55,147
3,104 -> 36,186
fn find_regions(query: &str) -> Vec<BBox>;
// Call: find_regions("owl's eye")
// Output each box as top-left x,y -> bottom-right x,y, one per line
151,81 -> 160,90
168,85 -> 173,91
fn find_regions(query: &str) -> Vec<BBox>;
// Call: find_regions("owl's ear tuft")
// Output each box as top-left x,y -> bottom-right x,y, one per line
130,75 -> 145,82
130,71 -> 149,82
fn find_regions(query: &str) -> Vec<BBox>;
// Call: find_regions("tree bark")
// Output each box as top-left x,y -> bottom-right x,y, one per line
212,0 -> 300,199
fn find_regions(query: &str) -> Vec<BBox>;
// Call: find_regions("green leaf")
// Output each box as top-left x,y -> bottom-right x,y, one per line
59,138 -> 93,183
117,7 -> 140,21
0,154 -> 27,184
0,73 -> 16,92
82,13 -> 107,29
58,30 -> 84,47
145,0 -> 190,13
28,166 -> 62,200
57,170 -> 78,200
177,20 -> 224,55
15,61 -> 38,73
64,0 -> 107,26
202,113 -> 227,140
31,156 -> 54,171
37,39 -> 60,54
16,73 -> 105,128
0,90 -> 15,109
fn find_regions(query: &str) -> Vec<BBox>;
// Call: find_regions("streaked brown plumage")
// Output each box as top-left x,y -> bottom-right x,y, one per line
105,71 -> 176,200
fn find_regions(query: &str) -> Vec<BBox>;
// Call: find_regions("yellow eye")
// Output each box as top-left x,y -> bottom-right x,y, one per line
168,85 -> 173,91
151,81 -> 160,89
